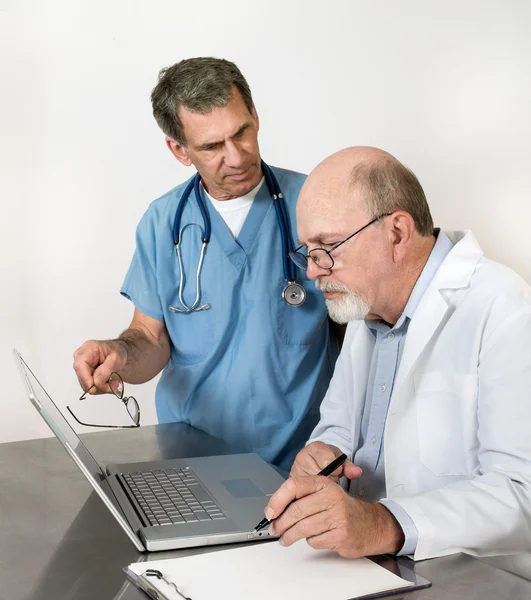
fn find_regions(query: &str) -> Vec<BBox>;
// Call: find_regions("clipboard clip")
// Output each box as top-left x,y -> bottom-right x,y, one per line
144,569 -> 193,600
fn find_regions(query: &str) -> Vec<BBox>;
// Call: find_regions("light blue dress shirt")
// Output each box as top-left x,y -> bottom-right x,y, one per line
120,167 -> 337,471
348,229 -> 454,555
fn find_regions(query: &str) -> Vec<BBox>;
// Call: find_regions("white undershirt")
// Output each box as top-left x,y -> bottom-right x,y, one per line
203,177 -> 265,239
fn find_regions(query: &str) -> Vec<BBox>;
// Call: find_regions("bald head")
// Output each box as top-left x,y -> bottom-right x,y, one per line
298,146 -> 433,238
299,147 -> 393,214
312,146 -> 395,180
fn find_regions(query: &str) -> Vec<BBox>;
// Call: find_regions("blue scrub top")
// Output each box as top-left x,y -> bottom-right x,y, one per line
121,166 -> 337,471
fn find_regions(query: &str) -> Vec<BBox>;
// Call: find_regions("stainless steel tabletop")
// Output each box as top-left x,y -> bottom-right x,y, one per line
1,423 -> 530,600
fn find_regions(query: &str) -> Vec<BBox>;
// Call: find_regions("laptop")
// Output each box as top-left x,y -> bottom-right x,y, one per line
14,349 -> 284,552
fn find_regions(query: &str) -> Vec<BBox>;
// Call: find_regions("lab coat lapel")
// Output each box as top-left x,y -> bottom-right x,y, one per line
394,288 -> 449,391
394,230 -> 484,393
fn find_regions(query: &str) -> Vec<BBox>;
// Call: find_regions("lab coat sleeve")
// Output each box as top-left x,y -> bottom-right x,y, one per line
389,306 -> 531,560
120,210 -> 165,322
307,323 -> 356,456
379,499 -> 419,556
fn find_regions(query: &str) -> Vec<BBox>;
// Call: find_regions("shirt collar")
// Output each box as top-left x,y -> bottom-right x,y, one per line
368,229 -> 454,333
402,228 -> 453,320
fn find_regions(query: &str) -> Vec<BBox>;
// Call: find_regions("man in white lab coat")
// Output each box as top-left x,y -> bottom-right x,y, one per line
264,146 -> 531,561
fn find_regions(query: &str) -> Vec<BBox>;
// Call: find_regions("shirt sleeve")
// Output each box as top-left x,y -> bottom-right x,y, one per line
120,209 -> 165,321
379,499 -> 419,557
308,324 -> 357,456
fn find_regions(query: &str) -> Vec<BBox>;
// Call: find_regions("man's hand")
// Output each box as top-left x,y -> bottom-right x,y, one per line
73,309 -> 171,394
73,339 -> 128,395
266,476 -> 405,558
290,441 -> 362,481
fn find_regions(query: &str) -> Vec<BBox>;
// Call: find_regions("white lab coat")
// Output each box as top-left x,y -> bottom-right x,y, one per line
310,230 -> 531,561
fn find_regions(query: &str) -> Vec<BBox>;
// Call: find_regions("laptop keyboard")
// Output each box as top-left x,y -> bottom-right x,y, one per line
123,467 -> 227,526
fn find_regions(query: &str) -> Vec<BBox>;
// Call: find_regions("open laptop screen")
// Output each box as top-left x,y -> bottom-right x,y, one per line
14,349 -> 107,483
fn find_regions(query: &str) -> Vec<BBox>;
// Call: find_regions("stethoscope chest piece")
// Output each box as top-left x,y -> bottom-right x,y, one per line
282,281 -> 306,307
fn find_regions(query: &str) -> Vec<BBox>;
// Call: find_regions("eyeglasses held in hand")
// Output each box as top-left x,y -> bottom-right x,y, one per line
67,372 -> 140,429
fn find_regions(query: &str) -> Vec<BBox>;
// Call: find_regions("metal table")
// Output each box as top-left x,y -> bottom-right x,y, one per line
1,423 -> 530,600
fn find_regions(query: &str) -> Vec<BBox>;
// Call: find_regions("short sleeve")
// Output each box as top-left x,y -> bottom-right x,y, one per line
120,210 -> 165,321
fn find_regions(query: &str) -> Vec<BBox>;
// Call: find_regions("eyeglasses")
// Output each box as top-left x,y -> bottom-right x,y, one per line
67,372 -> 141,429
289,213 -> 392,271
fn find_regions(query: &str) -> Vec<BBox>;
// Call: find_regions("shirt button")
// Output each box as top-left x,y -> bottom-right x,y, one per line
359,488 -> 365,497
388,333 -> 395,340
380,384 -> 387,392
371,436 -> 376,445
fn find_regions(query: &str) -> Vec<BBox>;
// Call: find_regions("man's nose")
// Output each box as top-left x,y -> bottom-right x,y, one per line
306,258 -> 331,280
224,141 -> 246,168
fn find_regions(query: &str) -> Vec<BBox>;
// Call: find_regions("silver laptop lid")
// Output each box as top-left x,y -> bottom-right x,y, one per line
13,349 -> 144,551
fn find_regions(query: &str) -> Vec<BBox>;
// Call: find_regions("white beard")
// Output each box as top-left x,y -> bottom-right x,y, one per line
316,281 -> 371,324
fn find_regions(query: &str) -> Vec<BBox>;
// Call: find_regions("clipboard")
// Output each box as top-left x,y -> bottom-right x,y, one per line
365,555 -> 432,599
125,567 -> 192,600
124,541 -> 431,600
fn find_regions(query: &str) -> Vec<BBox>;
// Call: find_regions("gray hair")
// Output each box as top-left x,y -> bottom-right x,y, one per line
350,158 -> 434,236
151,57 -> 254,146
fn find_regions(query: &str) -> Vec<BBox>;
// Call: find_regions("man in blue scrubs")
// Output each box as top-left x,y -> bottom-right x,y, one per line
73,57 -> 337,470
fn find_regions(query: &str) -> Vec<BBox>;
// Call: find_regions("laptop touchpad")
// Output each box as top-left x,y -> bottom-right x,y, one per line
221,478 -> 265,498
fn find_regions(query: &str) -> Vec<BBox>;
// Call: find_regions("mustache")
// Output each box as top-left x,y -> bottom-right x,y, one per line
224,163 -> 255,176
316,280 -> 351,293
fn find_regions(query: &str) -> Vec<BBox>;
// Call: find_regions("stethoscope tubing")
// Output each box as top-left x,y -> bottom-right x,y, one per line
261,161 -> 297,283
170,161 -> 303,312
172,176 -> 211,245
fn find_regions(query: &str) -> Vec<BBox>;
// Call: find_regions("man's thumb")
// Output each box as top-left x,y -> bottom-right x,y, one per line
343,461 -> 363,480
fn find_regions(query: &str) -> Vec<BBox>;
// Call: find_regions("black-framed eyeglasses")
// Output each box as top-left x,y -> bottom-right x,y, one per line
67,372 -> 141,429
289,213 -> 392,271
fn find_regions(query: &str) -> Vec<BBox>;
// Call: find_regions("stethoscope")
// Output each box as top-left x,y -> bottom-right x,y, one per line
169,160 -> 306,313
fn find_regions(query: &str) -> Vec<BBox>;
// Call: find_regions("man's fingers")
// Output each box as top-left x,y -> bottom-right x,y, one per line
291,442 -> 344,478
73,342 -> 104,392
73,361 -> 96,394
277,509 -> 330,547
92,358 -> 117,390
290,453 -> 322,477
269,480 -> 337,537
290,444 -> 325,477
316,459 -> 362,480
75,363 -> 111,396
73,341 -> 123,395
265,475 -> 330,522
305,529 -> 361,556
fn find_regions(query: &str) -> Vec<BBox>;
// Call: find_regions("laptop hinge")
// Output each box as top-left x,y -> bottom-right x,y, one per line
116,473 -> 150,528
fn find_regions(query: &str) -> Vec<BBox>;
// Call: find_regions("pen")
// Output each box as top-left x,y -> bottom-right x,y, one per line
254,453 -> 348,532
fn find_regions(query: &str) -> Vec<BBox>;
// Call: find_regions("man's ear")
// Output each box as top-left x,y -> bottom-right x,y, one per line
252,106 -> 259,132
388,211 -> 415,262
166,136 -> 192,166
